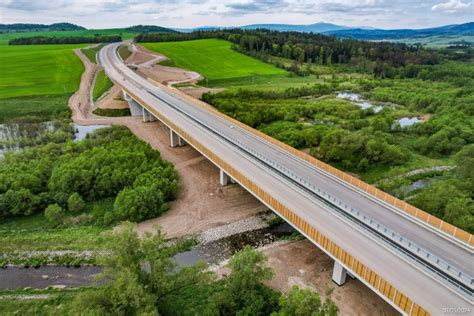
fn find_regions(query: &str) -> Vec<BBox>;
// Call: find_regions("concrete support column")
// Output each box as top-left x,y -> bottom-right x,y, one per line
170,130 -> 184,148
142,107 -> 156,123
128,99 -> 142,117
219,169 -> 230,186
332,261 -> 347,286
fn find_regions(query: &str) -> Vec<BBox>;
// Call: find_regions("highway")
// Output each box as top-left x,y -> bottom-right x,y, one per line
100,42 -> 473,314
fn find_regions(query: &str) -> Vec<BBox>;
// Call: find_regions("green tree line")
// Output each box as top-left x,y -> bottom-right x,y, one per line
8,35 -> 121,45
134,29 -> 472,77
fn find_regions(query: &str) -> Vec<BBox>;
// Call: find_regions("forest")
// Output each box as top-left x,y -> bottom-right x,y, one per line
0,126 -> 179,225
8,35 -> 122,45
135,29 -> 472,77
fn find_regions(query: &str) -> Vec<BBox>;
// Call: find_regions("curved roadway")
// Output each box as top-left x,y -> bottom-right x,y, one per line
99,42 -> 473,313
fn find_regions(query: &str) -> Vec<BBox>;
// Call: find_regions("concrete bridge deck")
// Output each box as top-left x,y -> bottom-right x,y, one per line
99,42 -> 473,315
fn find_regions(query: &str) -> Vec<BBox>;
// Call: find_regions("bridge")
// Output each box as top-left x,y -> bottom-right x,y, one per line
99,42 -> 473,315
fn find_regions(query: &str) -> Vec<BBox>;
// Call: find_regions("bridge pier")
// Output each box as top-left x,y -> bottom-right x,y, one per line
332,261 -> 347,286
142,107 -> 156,123
170,130 -> 185,148
123,90 -> 143,117
219,169 -> 231,186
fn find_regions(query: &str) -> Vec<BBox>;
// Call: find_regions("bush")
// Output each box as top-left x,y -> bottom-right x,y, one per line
114,186 -> 167,222
68,192 -> 85,213
0,189 -> 41,216
44,204 -> 65,226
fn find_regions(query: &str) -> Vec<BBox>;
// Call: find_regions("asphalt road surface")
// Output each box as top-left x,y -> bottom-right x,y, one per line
100,43 -> 473,313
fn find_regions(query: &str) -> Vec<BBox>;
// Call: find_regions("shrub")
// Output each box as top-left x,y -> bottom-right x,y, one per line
68,192 -> 85,213
44,204 -> 65,226
114,186 -> 166,222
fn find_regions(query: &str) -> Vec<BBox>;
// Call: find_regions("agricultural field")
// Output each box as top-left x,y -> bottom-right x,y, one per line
143,39 -> 287,84
0,44 -> 84,122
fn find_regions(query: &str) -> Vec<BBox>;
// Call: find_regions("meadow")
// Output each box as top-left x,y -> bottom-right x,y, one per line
93,69 -> 114,101
143,39 -> 287,83
0,44 -> 85,122
0,44 -> 84,99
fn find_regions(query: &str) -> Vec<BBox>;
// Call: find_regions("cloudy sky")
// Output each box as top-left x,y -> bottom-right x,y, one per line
0,0 -> 472,29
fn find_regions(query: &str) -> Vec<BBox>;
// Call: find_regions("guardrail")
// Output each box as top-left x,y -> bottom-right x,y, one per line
118,83 -> 432,315
229,136 -> 473,296
163,80 -> 473,248
148,90 -> 473,298
106,44 -> 457,314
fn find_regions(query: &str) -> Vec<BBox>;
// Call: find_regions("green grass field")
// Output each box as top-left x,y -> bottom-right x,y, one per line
143,39 -> 287,83
93,69 -> 113,101
0,44 -> 85,122
81,44 -> 105,63
0,28 -> 137,45
0,44 -> 84,99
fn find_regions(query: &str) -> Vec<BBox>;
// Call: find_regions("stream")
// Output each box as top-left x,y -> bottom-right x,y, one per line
0,222 -> 295,290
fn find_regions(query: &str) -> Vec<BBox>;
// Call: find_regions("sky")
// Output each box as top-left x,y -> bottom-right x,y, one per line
0,0 -> 472,30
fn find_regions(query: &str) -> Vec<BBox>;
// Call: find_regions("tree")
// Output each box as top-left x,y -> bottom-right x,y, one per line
454,144 -> 474,195
0,189 -> 40,216
67,192 -> 85,213
212,246 -> 279,315
114,186 -> 166,222
73,223 -> 213,315
273,285 -> 338,316
44,204 -> 64,226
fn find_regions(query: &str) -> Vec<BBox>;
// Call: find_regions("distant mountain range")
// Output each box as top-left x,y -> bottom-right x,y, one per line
174,22 -> 473,40
2,21 -> 472,42
325,22 -> 474,40
240,22 -> 359,33
172,22 -> 362,33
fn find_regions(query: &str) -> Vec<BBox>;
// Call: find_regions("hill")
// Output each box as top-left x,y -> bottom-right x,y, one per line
241,22 -> 350,33
324,22 -> 474,40
0,22 -> 85,33
142,39 -> 286,82
125,25 -> 177,33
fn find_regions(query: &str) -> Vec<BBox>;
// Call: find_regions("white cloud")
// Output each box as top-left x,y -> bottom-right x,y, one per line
0,0 -> 472,29
431,0 -> 472,13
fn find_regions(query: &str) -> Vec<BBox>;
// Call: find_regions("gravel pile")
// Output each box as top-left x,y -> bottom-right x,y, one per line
198,212 -> 277,245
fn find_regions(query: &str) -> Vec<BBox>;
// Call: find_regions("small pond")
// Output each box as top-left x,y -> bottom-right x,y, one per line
173,222 -> 295,267
73,124 -> 109,141
336,92 -> 383,113
0,122 -> 110,156
397,117 -> 422,128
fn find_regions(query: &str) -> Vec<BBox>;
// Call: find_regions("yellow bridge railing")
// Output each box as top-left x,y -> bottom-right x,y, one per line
126,86 -> 433,315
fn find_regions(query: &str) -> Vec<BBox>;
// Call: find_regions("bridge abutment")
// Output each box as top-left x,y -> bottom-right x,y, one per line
332,261 -> 347,286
